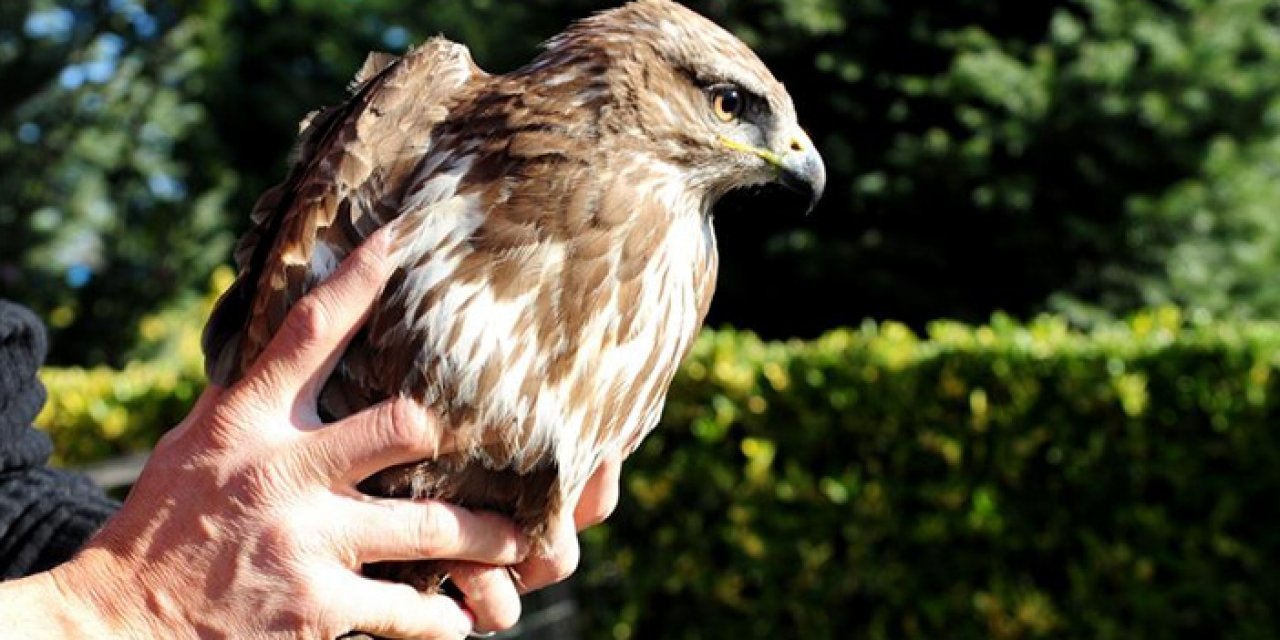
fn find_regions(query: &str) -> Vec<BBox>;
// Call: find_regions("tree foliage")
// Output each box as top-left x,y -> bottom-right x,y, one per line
0,0 -> 231,364
4,0 -> 1280,365
704,0 -> 1280,333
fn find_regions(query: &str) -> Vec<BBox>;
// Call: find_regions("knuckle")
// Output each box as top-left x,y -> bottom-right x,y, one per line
314,608 -> 345,639
272,605 -> 314,636
550,541 -> 581,584
291,571 -> 340,629
411,506 -> 457,556
204,394 -> 262,443
291,573 -> 328,611
490,595 -> 522,631
452,566 -> 522,631
580,495 -> 618,528
290,436 -> 344,488
575,470 -> 621,529
229,459 -> 295,505
347,244 -> 391,282
381,400 -> 430,453
239,521 -> 316,590
282,296 -> 334,347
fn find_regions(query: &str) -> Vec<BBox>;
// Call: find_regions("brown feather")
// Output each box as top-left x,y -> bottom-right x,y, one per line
204,38 -> 485,384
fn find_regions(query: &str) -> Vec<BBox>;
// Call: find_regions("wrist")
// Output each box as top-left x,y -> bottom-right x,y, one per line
0,567 -> 116,637
37,546 -> 168,638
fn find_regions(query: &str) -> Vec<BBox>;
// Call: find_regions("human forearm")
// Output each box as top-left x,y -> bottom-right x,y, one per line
0,565 -> 125,638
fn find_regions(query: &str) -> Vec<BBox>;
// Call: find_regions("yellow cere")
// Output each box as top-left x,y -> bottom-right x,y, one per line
719,135 -> 785,169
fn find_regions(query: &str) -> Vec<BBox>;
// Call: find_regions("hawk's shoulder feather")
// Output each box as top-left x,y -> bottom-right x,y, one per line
203,38 -> 486,384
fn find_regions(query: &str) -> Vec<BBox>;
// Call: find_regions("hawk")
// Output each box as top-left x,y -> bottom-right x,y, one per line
203,0 -> 824,595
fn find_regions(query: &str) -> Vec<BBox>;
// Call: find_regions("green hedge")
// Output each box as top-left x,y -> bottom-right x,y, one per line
35,268 -> 225,465
38,309 -> 1280,637
582,310 -> 1280,639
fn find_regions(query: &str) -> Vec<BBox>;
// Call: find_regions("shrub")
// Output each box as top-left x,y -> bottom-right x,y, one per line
34,267 -> 228,464
36,358 -> 200,465
581,310 -> 1280,639
36,308 -> 1280,637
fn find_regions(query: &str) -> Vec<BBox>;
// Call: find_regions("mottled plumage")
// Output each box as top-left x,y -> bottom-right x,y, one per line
203,0 -> 824,595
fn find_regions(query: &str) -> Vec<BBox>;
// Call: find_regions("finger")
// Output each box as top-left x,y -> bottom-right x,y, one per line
511,513 -> 579,594
342,497 -> 527,566
304,396 -> 456,484
574,455 -> 622,530
331,571 -> 473,639
446,563 -> 523,633
245,225 -> 397,406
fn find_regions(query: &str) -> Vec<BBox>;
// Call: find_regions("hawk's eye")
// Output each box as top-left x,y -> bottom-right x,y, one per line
711,86 -> 744,122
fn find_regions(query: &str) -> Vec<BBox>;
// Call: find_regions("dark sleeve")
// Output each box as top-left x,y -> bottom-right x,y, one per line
0,301 -> 119,579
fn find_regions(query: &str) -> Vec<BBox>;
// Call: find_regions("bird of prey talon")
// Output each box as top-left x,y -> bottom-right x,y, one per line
203,0 -> 824,628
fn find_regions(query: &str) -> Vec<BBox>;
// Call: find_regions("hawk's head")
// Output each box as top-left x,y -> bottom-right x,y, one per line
526,0 -> 826,212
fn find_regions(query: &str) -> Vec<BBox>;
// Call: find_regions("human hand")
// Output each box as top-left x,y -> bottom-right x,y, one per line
47,226 -> 530,639
447,453 -> 623,633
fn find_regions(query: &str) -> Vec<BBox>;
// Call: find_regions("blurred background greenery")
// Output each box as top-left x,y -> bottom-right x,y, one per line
6,0 -> 1280,637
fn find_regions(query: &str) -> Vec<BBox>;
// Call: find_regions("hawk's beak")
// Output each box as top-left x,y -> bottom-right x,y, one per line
720,131 -> 827,214
774,129 -> 826,215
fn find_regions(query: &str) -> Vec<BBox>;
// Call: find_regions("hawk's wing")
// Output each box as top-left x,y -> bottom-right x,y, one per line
203,39 -> 486,385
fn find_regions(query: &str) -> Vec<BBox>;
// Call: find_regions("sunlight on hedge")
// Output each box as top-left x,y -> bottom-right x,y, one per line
585,308 -> 1280,639
34,266 -> 231,464
34,302 -> 1280,637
